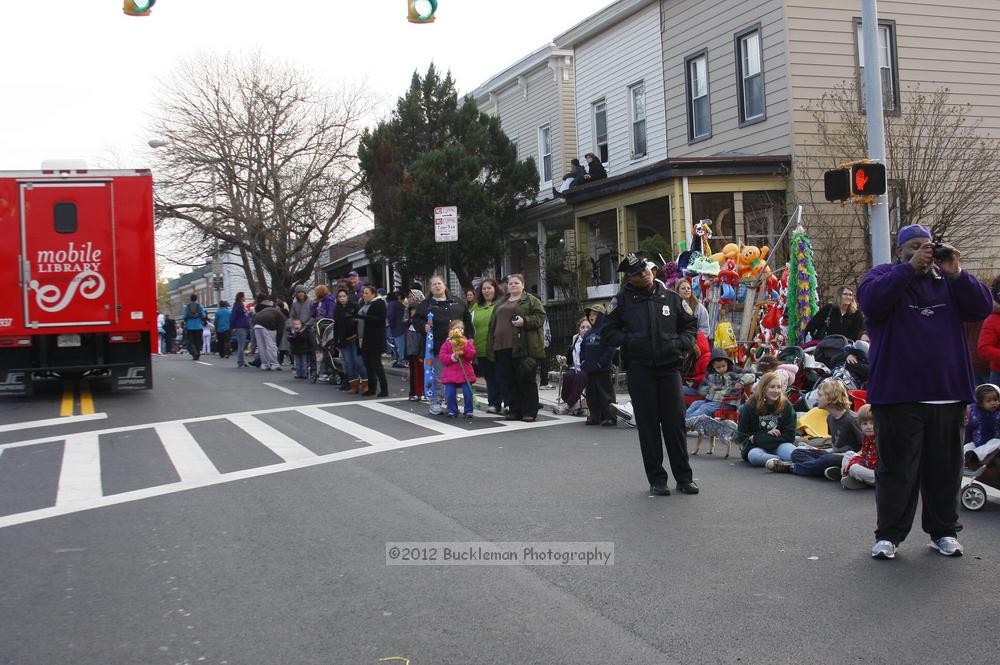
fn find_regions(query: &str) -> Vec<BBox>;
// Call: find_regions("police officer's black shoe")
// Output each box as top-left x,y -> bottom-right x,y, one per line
677,481 -> 700,495
649,484 -> 671,496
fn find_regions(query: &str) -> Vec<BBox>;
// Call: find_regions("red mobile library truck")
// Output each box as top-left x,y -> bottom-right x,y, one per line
0,167 -> 157,396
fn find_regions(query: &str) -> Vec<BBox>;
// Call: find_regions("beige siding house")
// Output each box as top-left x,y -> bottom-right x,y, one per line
786,0 -> 1000,284
472,45 -> 578,302
468,0 -> 999,322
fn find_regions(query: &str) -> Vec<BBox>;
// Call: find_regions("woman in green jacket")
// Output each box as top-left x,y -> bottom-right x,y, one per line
470,278 -> 505,414
738,371 -> 798,467
487,274 -> 546,422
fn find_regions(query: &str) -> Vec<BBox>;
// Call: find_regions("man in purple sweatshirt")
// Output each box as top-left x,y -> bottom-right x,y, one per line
858,224 -> 993,560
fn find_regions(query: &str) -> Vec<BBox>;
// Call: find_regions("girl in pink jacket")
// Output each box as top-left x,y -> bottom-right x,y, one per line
438,319 -> 478,418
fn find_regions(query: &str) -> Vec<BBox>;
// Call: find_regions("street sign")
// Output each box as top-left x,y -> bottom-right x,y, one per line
434,206 -> 458,242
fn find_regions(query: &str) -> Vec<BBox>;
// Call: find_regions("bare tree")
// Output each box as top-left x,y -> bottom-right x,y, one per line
151,52 -> 372,297
796,81 -> 1000,292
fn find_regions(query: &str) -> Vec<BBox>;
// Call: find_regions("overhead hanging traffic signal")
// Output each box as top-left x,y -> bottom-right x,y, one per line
123,0 -> 156,16
408,0 -> 438,23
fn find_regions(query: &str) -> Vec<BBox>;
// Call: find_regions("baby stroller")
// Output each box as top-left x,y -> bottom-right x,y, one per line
310,318 -> 345,384
961,447 -> 1000,511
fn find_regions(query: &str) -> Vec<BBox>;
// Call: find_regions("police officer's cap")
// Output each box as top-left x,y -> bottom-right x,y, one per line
617,251 -> 651,277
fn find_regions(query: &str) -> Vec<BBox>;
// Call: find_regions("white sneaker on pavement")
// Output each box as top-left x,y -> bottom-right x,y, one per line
929,536 -> 963,557
871,540 -> 897,560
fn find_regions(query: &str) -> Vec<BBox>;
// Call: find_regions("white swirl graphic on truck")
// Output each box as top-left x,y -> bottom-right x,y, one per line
29,270 -> 106,312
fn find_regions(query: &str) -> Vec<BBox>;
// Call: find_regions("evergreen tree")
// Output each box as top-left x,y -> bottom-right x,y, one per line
358,64 -> 538,287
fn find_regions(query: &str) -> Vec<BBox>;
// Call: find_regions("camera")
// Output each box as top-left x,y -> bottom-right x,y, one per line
932,236 -> 954,261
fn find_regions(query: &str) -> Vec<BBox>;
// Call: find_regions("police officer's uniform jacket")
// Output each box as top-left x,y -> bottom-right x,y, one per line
605,281 -> 698,370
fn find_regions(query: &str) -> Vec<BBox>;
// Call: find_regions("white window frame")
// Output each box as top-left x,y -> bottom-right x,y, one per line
592,100 -> 608,164
628,81 -> 647,159
685,51 -> 711,142
855,20 -> 899,113
537,124 -> 552,186
735,26 -> 765,125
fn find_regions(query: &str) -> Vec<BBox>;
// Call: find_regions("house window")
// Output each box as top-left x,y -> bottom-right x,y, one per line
538,125 -> 552,184
685,51 -> 711,141
855,19 -> 899,112
744,191 -> 788,267
691,192 -> 735,248
735,27 -> 765,124
629,82 -> 647,158
592,100 -> 609,164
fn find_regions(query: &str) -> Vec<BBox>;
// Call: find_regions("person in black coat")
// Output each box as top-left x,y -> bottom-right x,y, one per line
411,275 -> 473,415
357,285 -> 389,397
584,152 -> 607,182
805,285 -> 866,342
604,252 -> 700,496
162,316 -> 177,354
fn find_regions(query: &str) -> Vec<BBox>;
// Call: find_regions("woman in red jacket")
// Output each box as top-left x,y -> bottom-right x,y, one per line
978,276 -> 1000,385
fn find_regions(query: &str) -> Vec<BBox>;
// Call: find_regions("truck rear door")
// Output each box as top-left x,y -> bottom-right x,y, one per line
19,181 -> 118,328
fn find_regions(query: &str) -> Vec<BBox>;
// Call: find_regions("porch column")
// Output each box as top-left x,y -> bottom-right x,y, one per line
537,219 -> 548,304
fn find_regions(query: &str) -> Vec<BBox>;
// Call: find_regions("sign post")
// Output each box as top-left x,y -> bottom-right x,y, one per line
434,206 -> 458,287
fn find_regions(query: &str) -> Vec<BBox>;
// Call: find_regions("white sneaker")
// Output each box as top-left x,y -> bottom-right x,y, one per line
609,402 -> 633,422
929,536 -> 963,557
871,540 -> 896,560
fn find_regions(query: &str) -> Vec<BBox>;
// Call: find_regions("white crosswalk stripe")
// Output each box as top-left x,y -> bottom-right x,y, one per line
0,399 -> 577,530
228,414 -> 318,462
155,422 -> 221,483
56,433 -> 103,509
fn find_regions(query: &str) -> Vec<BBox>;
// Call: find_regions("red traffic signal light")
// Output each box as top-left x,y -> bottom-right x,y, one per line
850,162 -> 887,197
123,0 -> 155,16
823,168 -> 851,202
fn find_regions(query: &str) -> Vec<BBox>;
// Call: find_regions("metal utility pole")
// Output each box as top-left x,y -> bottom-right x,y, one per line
862,0 -> 891,265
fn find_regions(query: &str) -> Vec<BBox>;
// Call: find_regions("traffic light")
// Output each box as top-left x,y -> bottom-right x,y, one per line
123,0 -> 155,16
407,0 -> 438,23
823,168 -> 851,202
850,161 -> 887,197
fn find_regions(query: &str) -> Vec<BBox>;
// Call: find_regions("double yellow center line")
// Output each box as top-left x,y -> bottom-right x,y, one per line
60,381 -> 95,417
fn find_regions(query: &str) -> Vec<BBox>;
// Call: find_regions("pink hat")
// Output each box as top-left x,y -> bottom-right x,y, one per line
776,364 -> 799,385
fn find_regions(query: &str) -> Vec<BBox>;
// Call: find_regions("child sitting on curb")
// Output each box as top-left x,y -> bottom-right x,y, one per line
768,380 -> 861,478
738,372 -> 798,467
685,347 -> 749,423
841,404 -> 878,489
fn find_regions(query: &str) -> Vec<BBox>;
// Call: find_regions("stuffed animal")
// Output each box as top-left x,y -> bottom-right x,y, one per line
710,242 -> 740,269
737,245 -> 771,279
693,220 -> 713,256
448,328 -> 467,356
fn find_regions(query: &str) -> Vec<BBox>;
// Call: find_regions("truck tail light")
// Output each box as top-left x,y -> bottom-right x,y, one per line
109,332 -> 142,343
0,336 -> 32,348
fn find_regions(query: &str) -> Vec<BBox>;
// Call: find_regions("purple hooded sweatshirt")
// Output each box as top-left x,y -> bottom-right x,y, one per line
858,262 -> 993,405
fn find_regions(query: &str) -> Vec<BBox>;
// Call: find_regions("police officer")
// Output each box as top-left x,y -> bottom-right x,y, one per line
604,252 -> 700,496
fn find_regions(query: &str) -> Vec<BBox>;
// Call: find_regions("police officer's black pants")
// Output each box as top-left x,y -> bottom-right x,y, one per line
872,402 -> 965,545
626,364 -> 692,487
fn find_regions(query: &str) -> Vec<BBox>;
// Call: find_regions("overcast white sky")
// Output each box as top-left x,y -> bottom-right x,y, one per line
0,0 -> 613,170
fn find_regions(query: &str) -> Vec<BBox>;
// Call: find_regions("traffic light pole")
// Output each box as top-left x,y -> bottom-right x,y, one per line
862,0 -> 892,266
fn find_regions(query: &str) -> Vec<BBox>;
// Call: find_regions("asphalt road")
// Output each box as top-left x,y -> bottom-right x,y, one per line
1,353 -> 998,665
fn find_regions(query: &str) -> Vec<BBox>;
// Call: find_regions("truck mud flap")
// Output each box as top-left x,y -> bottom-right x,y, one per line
0,370 -> 33,397
109,365 -> 153,392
